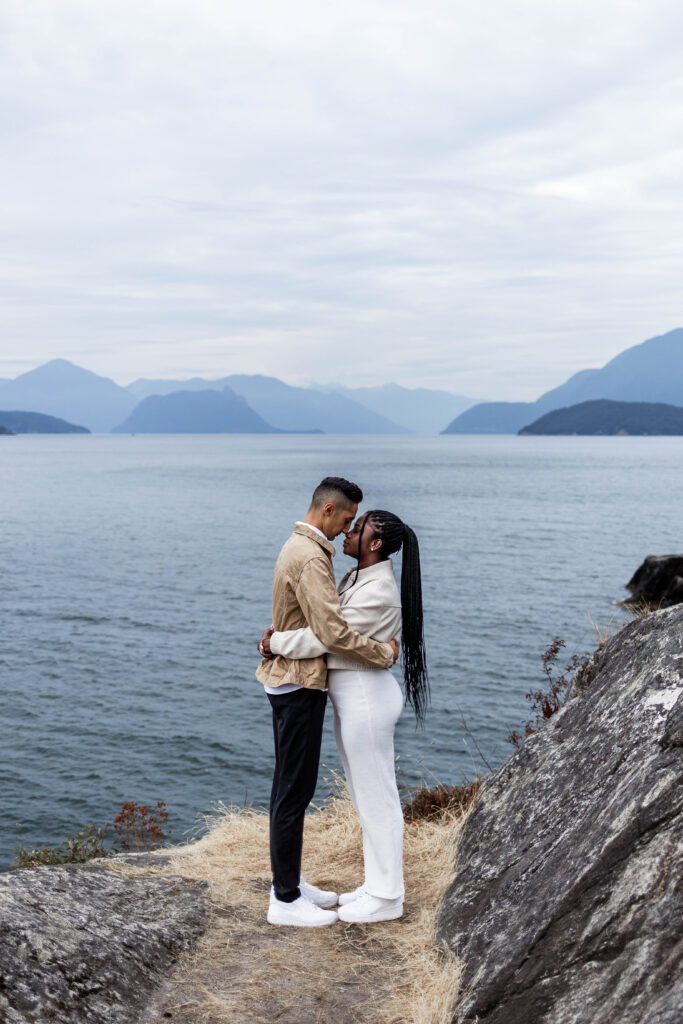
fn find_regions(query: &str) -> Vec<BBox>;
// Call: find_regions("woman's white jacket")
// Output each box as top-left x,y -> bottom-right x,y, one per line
269,558 -> 402,672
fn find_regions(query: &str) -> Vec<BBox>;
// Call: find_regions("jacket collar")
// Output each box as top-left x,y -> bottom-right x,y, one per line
293,522 -> 336,557
339,558 -> 394,590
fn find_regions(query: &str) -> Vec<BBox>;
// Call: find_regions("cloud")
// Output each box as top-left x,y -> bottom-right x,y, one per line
1,0 -> 682,397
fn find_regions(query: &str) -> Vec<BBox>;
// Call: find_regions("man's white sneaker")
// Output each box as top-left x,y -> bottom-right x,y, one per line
269,879 -> 338,909
338,893 -> 403,924
338,884 -> 367,906
299,877 -> 338,909
267,894 -> 339,927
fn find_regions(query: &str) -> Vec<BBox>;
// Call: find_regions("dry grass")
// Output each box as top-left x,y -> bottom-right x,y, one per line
623,598 -> 663,618
402,781 -> 482,825
118,777 -> 480,1024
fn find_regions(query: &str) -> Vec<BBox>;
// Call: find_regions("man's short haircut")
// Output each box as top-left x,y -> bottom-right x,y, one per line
310,476 -> 363,510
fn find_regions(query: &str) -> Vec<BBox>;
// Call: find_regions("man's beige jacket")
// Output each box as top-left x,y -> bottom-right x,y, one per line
256,523 -> 395,691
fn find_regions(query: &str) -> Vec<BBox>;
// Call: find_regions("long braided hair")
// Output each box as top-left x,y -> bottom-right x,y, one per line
350,510 -> 429,725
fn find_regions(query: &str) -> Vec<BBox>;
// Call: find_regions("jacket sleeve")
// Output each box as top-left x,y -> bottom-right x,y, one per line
293,557 -> 395,668
270,588 -> 402,659
270,625 -> 328,660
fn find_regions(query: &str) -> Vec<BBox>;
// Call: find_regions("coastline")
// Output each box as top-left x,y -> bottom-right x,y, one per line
2,605 -> 681,1023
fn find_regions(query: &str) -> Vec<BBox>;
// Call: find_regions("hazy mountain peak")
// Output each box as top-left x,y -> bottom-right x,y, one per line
313,381 -> 480,433
112,386 -> 279,434
0,358 -> 136,432
443,327 -> 683,433
15,358 -> 112,383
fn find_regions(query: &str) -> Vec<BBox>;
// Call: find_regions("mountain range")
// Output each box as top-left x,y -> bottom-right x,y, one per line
442,328 -> 683,433
315,383 -> 478,434
0,362 -> 473,434
1,327 -> 681,434
128,374 -> 410,434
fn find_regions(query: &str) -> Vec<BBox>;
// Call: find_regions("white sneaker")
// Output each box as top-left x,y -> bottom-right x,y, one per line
338,893 -> 403,924
267,894 -> 339,928
338,884 -> 367,906
299,877 -> 338,909
269,878 -> 338,909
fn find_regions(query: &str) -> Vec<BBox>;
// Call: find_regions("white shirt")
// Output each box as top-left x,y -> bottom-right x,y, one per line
294,521 -> 327,541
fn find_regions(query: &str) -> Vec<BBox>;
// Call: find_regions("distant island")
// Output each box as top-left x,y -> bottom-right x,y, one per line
0,424 -> 14,435
518,399 -> 683,435
112,388 -> 282,434
0,410 -> 90,434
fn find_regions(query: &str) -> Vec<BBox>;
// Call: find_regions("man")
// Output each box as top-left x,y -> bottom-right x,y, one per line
257,476 -> 398,927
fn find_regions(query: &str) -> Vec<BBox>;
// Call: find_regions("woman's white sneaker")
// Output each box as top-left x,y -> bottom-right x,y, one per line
338,884 -> 367,906
338,893 -> 403,923
267,894 -> 339,927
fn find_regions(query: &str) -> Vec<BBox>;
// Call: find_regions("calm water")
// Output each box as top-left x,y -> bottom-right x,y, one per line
1,434 -> 679,866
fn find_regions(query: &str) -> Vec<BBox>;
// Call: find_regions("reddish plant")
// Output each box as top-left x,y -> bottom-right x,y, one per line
508,638 -> 589,749
113,800 -> 171,852
402,779 -> 482,824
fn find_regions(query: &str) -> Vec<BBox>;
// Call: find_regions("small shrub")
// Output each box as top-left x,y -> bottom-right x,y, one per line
113,801 -> 171,852
13,824 -> 114,869
402,779 -> 482,823
508,637 -> 589,749
10,800 -> 171,869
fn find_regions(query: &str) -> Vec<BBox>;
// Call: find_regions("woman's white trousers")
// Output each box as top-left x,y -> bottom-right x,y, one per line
328,668 -> 404,900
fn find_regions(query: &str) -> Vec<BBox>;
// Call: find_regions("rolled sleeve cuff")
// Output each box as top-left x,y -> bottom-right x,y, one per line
269,633 -> 283,656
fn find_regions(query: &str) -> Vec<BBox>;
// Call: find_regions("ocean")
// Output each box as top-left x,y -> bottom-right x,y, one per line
1,433 -> 679,866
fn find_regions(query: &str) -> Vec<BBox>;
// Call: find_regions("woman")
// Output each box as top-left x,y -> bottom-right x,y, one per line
267,509 -> 428,924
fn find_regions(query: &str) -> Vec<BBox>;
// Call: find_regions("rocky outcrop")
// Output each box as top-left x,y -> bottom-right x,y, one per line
0,860 -> 208,1024
625,554 -> 683,608
437,604 -> 683,1024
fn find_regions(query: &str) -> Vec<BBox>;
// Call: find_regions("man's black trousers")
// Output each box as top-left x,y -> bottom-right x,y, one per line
268,687 -> 327,903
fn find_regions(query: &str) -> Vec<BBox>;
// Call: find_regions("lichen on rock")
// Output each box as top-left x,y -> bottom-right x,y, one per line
437,604 -> 683,1024
0,860 -> 208,1024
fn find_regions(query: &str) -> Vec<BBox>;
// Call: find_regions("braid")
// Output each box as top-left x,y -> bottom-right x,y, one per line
363,510 -> 430,726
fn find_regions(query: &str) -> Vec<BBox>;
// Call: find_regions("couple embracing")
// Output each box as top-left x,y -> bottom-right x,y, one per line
256,476 -> 428,927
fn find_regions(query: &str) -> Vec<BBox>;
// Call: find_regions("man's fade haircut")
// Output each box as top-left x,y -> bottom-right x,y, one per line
310,476 -> 363,511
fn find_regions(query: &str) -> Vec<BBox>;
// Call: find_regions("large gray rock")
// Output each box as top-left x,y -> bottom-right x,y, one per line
0,861 -> 208,1024
437,605 -> 683,1024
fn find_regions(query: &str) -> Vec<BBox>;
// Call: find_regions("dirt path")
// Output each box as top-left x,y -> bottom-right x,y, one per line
116,790 -> 467,1024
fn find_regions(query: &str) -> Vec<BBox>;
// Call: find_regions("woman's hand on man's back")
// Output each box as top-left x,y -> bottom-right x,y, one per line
259,627 -> 275,657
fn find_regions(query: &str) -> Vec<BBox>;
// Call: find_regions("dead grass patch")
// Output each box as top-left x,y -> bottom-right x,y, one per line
402,780 -> 483,825
119,779 -> 480,1024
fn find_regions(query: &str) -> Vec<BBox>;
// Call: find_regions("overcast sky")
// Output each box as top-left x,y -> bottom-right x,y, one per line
1,0 -> 682,399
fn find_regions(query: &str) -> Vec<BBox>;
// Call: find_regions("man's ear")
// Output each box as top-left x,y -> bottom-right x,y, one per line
322,501 -> 335,518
